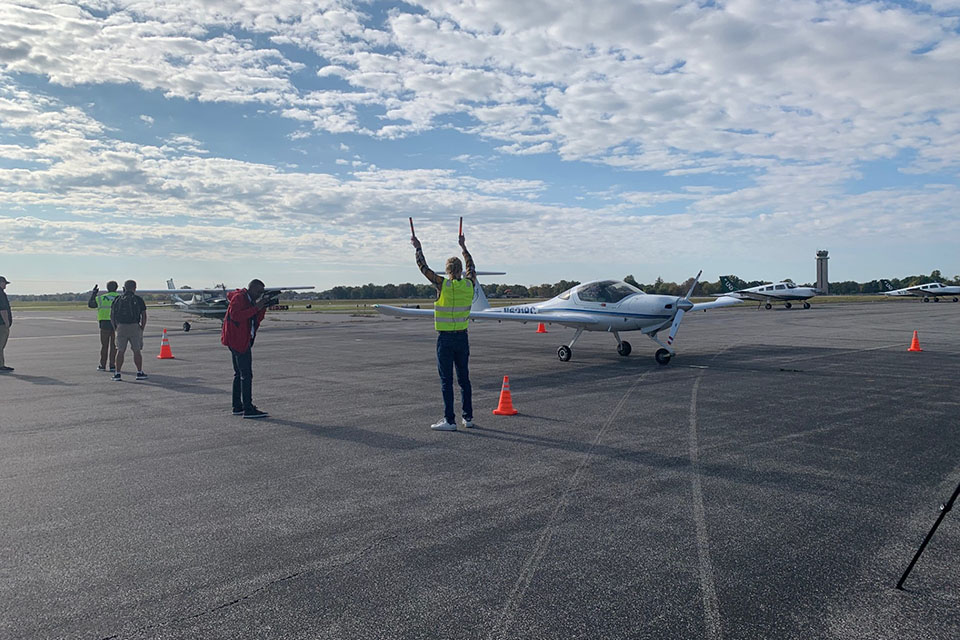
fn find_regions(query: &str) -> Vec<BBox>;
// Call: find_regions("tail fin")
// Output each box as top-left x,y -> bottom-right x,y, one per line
166,278 -> 187,304
879,279 -> 894,291
719,275 -> 738,293
472,277 -> 492,311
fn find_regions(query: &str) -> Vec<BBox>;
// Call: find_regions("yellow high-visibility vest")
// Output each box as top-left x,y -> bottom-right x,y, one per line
96,291 -> 120,321
435,278 -> 473,331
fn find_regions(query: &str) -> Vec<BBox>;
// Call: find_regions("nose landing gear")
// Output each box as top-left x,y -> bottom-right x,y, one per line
182,321 -> 191,332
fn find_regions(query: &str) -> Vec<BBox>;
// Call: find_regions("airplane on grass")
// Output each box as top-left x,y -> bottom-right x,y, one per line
376,272 -> 742,364
137,279 -> 314,331
881,280 -> 960,303
717,275 -> 819,310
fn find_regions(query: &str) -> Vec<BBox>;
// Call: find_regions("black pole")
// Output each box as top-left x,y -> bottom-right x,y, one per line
896,480 -> 960,590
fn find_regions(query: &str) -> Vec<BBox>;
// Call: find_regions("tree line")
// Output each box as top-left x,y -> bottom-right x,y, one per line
8,271 -> 958,301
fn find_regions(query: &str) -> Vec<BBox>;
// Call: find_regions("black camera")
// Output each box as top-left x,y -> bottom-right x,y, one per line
260,291 -> 281,307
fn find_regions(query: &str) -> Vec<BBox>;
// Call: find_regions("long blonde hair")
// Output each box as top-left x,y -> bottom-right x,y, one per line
446,257 -> 463,279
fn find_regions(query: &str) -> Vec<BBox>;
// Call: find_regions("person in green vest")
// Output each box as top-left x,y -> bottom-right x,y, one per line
87,281 -> 120,372
412,229 -> 476,431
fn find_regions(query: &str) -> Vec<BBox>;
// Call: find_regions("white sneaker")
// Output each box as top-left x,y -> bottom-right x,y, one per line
431,419 -> 457,431
462,418 -> 475,429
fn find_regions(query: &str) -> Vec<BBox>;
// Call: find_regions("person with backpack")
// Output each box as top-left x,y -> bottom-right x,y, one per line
221,279 -> 270,419
88,280 -> 120,372
110,280 -> 148,382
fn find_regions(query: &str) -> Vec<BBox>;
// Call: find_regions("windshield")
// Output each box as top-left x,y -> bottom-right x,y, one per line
576,280 -> 642,303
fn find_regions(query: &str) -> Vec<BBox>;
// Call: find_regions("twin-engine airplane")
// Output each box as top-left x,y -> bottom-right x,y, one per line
717,275 -> 819,309
137,279 -> 314,331
377,273 -> 741,364
881,280 -> 960,302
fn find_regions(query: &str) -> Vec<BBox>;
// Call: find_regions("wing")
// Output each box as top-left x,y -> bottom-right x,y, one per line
375,305 -> 601,328
136,285 -> 314,294
692,296 -> 743,311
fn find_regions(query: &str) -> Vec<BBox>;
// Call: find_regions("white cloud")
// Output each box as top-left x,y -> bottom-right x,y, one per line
1,2 -> 959,285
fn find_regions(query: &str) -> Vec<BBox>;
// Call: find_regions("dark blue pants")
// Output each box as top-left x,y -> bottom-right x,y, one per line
437,331 -> 472,424
231,347 -> 254,411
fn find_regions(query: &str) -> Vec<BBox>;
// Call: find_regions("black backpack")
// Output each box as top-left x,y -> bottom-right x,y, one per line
112,293 -> 141,324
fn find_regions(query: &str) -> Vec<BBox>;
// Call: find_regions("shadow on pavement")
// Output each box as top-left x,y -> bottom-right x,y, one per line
269,418 -> 428,451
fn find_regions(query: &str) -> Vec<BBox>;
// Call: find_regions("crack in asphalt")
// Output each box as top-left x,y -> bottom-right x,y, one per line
98,534 -> 398,640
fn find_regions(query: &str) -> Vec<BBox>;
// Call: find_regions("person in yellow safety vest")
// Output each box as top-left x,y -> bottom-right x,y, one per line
87,281 -> 120,372
412,229 -> 477,431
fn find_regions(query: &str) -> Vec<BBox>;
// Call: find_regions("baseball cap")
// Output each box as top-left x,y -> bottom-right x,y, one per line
0,276 -> 9,284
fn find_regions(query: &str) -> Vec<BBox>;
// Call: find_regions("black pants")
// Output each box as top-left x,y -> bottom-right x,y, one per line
231,347 -> 254,411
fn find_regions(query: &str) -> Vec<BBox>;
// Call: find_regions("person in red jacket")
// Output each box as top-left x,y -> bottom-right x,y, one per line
221,279 -> 270,419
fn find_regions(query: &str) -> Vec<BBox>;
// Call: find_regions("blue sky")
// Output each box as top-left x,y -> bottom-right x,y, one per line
1,0 -> 960,293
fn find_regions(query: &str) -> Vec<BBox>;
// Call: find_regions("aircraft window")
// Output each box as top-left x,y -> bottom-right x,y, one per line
558,288 -> 574,300
786,282 -> 797,289
775,284 -> 786,290
763,286 -> 772,291
576,280 -> 641,303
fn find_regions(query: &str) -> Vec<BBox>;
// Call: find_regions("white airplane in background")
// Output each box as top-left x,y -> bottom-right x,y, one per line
717,275 -> 820,310
376,272 -> 741,364
137,279 -> 315,331
881,280 -> 960,302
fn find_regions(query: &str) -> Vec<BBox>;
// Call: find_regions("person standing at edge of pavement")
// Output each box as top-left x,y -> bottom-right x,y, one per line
221,279 -> 270,419
110,280 -> 148,382
88,281 -> 120,372
411,230 -> 476,431
0,275 -> 13,372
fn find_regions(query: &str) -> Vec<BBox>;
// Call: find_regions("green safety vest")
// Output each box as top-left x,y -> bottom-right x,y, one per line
435,278 -> 473,331
96,291 -> 120,321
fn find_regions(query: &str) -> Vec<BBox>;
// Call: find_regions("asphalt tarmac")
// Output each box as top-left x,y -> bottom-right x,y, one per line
2,302 -> 958,639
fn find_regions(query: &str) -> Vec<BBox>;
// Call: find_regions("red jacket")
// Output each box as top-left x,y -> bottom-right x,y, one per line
221,289 -> 266,353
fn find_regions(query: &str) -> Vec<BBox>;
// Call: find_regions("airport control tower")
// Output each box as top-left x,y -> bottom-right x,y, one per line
816,250 -> 829,294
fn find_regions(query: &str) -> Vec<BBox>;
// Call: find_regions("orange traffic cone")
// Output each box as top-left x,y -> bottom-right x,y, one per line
536,322 -> 548,333
157,329 -> 175,359
492,375 -> 519,415
907,330 -> 922,352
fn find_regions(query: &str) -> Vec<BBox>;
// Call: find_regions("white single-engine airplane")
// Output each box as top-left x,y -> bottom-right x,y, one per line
717,275 -> 819,310
881,280 -> 960,302
137,279 -> 315,331
376,272 -> 741,364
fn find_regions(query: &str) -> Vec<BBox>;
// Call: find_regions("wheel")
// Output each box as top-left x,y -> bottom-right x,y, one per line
617,341 -> 632,357
784,302 -> 792,309
953,297 -> 958,302
557,345 -> 572,362
803,302 -> 811,309
654,348 -> 672,365
922,297 -> 930,303
764,303 -> 772,310
934,297 -> 940,303
182,321 -> 191,332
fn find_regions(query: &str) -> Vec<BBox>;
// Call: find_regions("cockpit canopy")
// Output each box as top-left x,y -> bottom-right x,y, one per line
574,280 -> 643,303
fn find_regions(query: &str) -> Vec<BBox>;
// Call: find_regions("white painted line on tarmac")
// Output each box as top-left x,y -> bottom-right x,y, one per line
689,374 -> 722,640
488,370 -> 650,640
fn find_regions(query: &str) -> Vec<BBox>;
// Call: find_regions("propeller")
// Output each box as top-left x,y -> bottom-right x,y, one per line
666,270 -> 701,348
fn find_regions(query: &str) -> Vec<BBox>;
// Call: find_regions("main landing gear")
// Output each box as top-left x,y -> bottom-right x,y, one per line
182,321 -> 191,332
764,302 -> 772,310
654,348 -> 672,365
555,329 -> 634,362
785,302 -> 792,309
557,328 -> 583,361
803,301 -> 811,309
